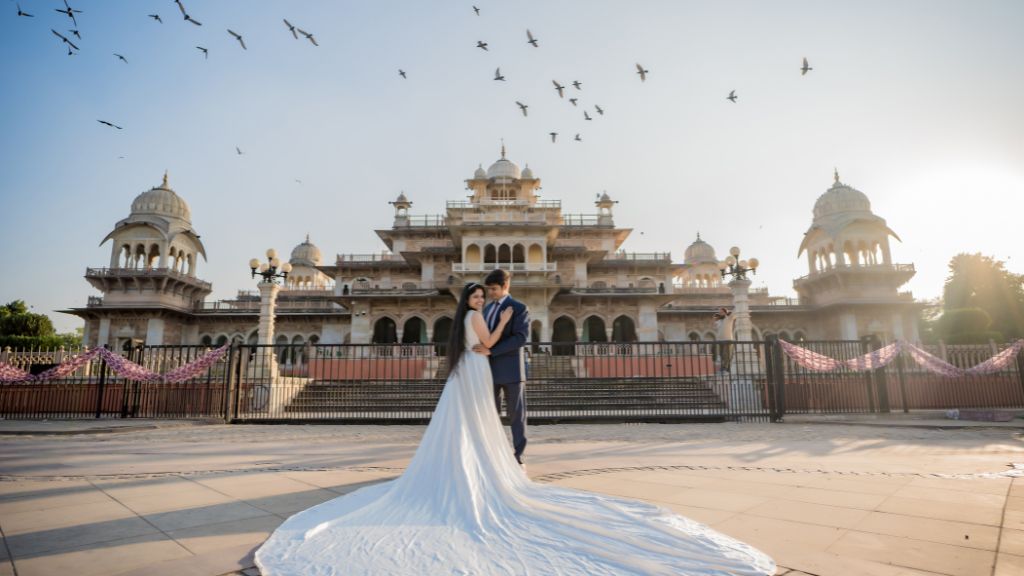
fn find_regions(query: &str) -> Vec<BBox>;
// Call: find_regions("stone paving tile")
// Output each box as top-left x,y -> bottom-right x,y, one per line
165,515 -> 282,555
890,485 -> 1007,508
12,533 -> 192,576
877,495 -> 1005,526
242,488 -> 339,517
993,552 -> 1024,576
852,511 -> 1000,551
0,560 -> 13,576
139,500 -> 270,533
904,476 -> 1013,495
743,498 -> 873,529
826,531 -> 995,576
998,527 -> 1024,556
650,501 -> 738,526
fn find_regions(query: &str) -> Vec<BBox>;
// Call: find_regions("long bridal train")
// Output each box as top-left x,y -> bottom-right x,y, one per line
255,311 -> 775,575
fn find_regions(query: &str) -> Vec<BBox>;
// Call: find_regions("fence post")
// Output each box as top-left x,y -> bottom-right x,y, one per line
1016,346 -> 1024,402
861,337 -> 877,412
896,351 -> 910,413
764,335 -> 786,422
224,343 -> 239,424
95,345 -> 109,419
869,335 -> 890,413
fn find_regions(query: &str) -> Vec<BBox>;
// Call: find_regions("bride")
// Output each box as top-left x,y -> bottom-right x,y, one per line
255,283 -> 775,575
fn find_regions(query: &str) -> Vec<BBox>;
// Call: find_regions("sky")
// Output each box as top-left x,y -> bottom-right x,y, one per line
1,0 -> 1022,333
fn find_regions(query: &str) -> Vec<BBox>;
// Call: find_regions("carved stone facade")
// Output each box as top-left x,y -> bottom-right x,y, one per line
64,151 -> 922,353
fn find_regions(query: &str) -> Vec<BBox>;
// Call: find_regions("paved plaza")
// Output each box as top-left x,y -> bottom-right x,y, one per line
1,415 -> 1023,576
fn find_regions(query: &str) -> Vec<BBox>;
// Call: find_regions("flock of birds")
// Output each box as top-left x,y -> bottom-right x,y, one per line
14,2 -> 817,149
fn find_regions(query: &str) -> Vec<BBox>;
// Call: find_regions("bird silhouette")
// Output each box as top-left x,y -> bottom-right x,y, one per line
526,29 -> 538,47
297,28 -> 318,46
196,46 -> 208,59
236,147 -> 244,155
174,0 -> 201,26
283,19 -> 298,39
801,57 -> 813,76
594,104 -> 604,115
727,90 -> 738,103
69,29 -> 81,39
583,110 -> 592,121
473,6 -> 480,15
398,69 -> 407,79
50,29 -> 79,51
636,63 -> 648,82
572,80 -> 582,90
515,101 -> 528,116
494,67 -> 505,81
476,41 -> 488,51
114,53 -> 128,64
294,179 -> 303,184
549,132 -> 558,143
552,80 -> 565,98
16,3 -> 33,17
574,134 -> 582,142
97,120 -> 122,130
569,98 -> 578,107
148,14 -> 162,23
227,30 -> 246,50
55,0 -> 81,27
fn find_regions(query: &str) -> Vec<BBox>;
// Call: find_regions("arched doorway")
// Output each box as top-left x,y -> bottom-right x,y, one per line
612,315 -> 637,342
402,317 -> 426,344
552,316 -> 577,356
372,317 -> 397,344
530,320 -> 542,354
433,317 -> 453,356
582,316 -> 608,342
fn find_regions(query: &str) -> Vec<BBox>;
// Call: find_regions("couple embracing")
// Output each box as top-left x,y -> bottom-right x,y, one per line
256,268 -> 774,575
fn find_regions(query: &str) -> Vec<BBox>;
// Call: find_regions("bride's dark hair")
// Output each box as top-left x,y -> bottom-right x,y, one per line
446,282 -> 485,375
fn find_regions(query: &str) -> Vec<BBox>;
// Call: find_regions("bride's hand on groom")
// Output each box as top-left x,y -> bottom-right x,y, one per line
499,308 -> 513,324
471,344 -> 491,356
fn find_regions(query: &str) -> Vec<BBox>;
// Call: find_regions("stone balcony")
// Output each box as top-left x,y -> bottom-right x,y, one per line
451,262 -> 558,273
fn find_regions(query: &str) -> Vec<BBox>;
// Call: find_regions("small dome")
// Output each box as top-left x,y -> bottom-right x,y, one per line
473,165 -> 487,179
290,234 -> 322,266
521,164 -> 534,179
684,234 -> 717,264
598,191 -> 613,203
130,172 -> 191,222
813,174 -> 871,219
486,157 -> 521,180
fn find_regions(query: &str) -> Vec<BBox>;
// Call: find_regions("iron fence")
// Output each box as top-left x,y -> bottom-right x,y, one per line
2,338 -> 1022,422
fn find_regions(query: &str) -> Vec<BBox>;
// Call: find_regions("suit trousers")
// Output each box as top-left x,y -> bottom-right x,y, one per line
494,380 -> 527,458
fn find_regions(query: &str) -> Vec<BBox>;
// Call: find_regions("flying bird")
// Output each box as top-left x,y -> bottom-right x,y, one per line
55,0 -> 81,27
196,46 -> 208,59
583,110 -> 592,121
526,29 -> 538,47
227,29 -> 246,50
727,90 -> 738,103
97,120 -> 123,130
283,19 -> 298,39
515,101 -> 528,116
476,41 -> 488,51
398,69 -> 407,79
50,29 -> 79,51
16,3 -> 33,17
149,14 -> 162,23
635,63 -> 648,82
594,104 -> 604,115
294,179 -> 303,184
69,29 -> 81,39
114,53 -> 128,64
552,80 -> 565,98
801,57 -> 813,76
494,67 -> 505,81
297,28 -> 318,46
569,98 -> 578,107
549,132 -> 558,143
574,134 -> 582,142
572,80 -> 582,90
236,147 -> 243,155
174,0 -> 202,26
473,6 -> 480,15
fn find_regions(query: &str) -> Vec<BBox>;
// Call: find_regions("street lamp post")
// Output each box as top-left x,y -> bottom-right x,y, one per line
248,249 -> 292,377
718,246 -> 762,409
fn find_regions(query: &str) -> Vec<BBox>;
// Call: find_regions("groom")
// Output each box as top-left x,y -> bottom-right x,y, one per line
472,268 -> 530,465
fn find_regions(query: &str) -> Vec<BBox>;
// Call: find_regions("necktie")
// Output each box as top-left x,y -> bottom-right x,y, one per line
487,300 -> 500,329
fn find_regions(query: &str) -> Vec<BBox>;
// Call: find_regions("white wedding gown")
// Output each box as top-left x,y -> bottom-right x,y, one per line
255,311 -> 775,575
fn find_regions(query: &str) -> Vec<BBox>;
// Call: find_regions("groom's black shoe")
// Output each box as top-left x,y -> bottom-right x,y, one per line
515,454 -> 524,465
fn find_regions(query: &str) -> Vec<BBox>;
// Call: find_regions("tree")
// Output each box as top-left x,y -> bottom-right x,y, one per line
0,300 -> 29,317
938,253 -> 1024,343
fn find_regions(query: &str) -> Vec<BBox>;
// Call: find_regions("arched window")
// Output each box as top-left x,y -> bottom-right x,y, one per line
512,244 -> 525,263
275,334 -> 290,364
551,317 -> 577,356
498,244 -> 511,263
372,317 -> 398,344
484,244 -> 497,263
590,280 -> 607,289
528,243 -> 543,263
778,331 -> 791,342
466,244 -> 481,263
793,331 -> 807,343
433,317 -> 453,356
612,315 -> 637,342
200,335 -> 213,346
582,316 -> 607,342
402,317 -> 426,344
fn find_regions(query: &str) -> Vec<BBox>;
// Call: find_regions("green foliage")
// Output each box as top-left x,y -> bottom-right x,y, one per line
0,333 -> 81,350
0,300 -> 77,348
0,300 -> 29,317
934,253 -> 1024,342
0,312 -> 55,338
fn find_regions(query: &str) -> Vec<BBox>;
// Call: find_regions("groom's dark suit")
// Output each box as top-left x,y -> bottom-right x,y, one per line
484,295 -> 529,461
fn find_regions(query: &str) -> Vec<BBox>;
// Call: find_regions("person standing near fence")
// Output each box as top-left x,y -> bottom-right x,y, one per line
715,307 -> 735,372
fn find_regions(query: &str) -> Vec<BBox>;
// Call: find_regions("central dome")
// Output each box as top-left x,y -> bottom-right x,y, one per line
486,157 -> 521,179
130,172 -> 191,222
684,234 -> 717,264
290,235 -> 322,266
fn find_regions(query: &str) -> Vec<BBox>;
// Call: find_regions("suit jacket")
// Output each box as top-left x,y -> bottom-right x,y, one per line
484,296 -> 529,385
